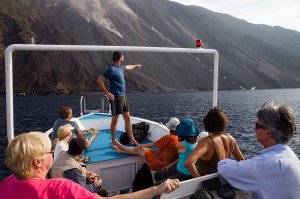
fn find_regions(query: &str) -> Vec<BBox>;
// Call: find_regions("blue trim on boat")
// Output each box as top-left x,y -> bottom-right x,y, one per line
83,129 -> 152,164
80,113 -> 111,120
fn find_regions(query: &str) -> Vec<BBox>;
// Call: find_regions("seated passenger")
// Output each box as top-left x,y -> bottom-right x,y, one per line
218,102 -> 300,198
154,118 -> 202,182
53,124 -> 72,161
0,131 -> 180,199
51,138 -> 107,196
51,106 -> 97,148
185,108 -> 244,177
113,117 -> 180,171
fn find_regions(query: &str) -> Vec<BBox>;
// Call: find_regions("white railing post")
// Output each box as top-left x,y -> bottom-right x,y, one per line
80,96 -> 84,116
213,51 -> 219,107
5,46 -> 14,143
84,98 -> 86,114
101,98 -> 104,113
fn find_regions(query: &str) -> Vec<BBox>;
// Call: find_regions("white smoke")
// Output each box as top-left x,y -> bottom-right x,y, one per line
107,0 -> 136,15
65,0 -> 138,38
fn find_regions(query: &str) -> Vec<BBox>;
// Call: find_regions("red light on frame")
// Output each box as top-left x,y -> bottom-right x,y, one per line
196,39 -> 202,48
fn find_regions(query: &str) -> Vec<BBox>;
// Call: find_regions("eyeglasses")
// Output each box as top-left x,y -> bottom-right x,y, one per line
255,122 -> 268,130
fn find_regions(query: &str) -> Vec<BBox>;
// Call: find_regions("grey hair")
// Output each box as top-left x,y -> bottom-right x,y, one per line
257,101 -> 297,144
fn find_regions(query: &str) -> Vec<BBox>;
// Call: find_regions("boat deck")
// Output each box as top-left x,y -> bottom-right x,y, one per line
84,129 -> 152,164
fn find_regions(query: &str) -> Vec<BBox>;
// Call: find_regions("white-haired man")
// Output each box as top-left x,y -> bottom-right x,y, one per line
218,102 -> 300,199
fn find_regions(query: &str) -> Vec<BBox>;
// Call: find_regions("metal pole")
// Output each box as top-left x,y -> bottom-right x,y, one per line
83,98 -> 86,115
101,98 -> 104,113
5,46 -> 14,143
5,44 -> 218,54
213,52 -> 219,107
80,96 -> 84,116
5,44 -> 219,141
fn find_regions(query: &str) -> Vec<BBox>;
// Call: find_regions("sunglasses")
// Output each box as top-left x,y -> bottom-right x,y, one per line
255,122 -> 268,130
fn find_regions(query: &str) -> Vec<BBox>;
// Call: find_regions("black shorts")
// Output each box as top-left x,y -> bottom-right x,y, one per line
110,96 -> 130,115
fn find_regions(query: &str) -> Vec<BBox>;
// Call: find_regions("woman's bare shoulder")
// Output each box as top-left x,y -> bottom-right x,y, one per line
197,136 -> 214,147
224,133 -> 236,140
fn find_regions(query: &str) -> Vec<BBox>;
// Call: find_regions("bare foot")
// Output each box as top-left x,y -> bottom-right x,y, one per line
111,141 -> 117,149
130,139 -> 139,146
112,140 -> 122,148
114,146 -> 123,153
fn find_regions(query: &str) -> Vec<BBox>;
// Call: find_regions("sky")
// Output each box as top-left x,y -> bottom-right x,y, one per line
170,0 -> 300,32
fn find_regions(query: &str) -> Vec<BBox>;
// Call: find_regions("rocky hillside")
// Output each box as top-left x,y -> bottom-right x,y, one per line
1,0 -> 300,95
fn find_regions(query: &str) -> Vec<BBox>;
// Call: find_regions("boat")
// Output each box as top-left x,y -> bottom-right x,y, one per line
49,109 -> 251,199
5,44 -> 251,198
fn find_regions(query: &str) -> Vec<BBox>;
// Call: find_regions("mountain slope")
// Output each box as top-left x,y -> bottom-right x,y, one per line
0,0 -> 299,95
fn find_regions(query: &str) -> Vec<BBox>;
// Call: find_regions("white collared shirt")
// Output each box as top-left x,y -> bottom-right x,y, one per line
218,144 -> 300,199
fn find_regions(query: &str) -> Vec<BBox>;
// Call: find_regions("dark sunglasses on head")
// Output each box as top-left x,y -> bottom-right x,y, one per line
255,122 -> 268,130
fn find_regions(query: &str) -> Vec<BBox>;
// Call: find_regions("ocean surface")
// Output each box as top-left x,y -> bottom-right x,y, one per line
1,88 -> 300,181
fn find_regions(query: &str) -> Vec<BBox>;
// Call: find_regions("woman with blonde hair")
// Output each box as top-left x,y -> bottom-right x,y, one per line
53,124 -> 72,161
0,131 -> 180,199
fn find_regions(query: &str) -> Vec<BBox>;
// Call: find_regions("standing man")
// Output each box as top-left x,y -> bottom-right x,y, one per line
218,102 -> 300,199
97,51 -> 141,146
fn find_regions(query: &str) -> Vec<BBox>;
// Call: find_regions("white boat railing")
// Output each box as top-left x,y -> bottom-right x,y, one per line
80,96 -> 111,116
80,96 -> 86,116
5,44 -> 219,142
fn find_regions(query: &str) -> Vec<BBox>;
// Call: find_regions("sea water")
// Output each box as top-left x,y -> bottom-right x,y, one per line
1,88 -> 299,181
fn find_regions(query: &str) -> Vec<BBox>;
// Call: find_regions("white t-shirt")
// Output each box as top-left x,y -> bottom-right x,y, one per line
54,141 -> 69,162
